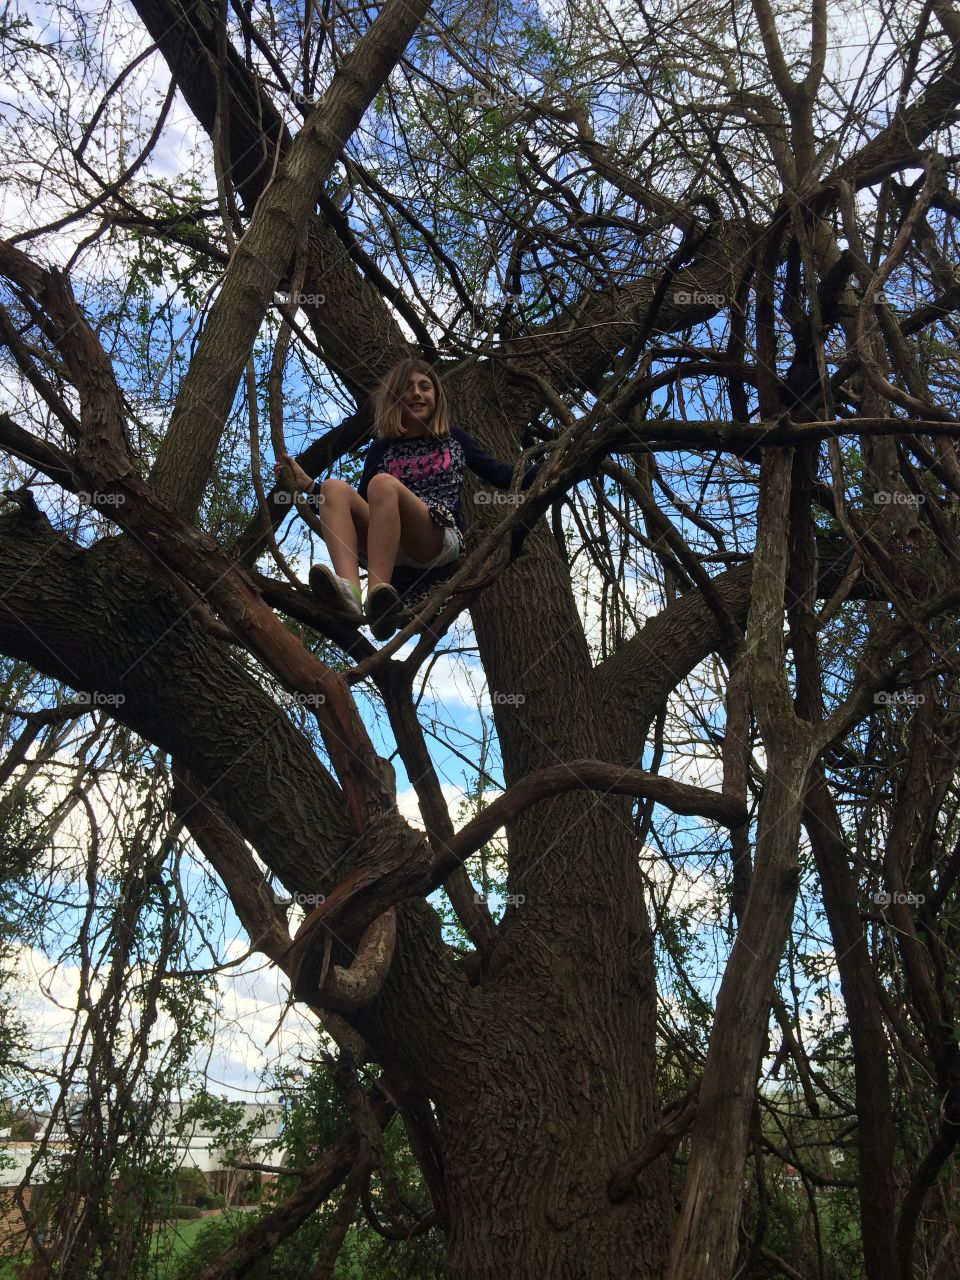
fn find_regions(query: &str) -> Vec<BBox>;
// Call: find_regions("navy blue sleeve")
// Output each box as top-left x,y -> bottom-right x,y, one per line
452,425 -> 540,490
357,439 -> 386,501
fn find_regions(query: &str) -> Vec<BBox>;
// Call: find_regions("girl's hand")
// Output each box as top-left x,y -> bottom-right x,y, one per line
273,452 -> 314,492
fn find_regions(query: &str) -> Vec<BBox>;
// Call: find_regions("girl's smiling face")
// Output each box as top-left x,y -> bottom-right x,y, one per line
400,374 -> 436,432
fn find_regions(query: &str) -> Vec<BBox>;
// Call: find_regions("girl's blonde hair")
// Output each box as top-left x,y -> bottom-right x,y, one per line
373,359 -> 450,439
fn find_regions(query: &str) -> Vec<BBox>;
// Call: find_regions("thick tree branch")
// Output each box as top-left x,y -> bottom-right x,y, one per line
608,1084 -> 700,1202
667,451 -> 820,1280
0,513 -> 355,898
438,761 -> 746,872
0,412 -> 79,492
149,0 -> 432,518
128,0 -> 409,399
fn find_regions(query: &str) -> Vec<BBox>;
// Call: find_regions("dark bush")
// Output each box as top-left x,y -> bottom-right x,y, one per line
173,1204 -> 203,1220
175,1167 -> 209,1206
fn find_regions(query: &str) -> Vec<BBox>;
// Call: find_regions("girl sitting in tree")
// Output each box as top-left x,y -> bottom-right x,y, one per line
275,358 -> 540,640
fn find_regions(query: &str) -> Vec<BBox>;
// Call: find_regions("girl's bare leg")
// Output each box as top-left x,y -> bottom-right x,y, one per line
317,478 -> 369,589
365,472 -> 444,587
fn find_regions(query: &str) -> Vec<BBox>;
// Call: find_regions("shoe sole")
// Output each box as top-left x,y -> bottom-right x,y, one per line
367,587 -> 403,640
308,566 -> 361,619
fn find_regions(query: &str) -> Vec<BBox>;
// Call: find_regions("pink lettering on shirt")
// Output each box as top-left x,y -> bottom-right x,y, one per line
385,446 -> 451,486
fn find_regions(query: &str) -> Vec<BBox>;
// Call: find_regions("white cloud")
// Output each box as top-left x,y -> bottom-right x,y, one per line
396,780 -> 471,829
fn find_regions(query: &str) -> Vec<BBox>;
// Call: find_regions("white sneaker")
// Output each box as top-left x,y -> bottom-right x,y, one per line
308,565 -> 362,620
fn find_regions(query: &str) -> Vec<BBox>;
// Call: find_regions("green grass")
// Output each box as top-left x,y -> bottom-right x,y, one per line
0,1209 -> 252,1280
150,1208 -> 253,1272
0,1209 -> 423,1280
153,1213 -> 218,1254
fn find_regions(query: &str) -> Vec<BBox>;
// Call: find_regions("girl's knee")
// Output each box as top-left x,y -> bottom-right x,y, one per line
319,477 -> 353,502
366,472 -> 401,501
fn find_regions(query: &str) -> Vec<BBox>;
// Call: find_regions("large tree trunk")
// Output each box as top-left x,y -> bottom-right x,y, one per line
351,805 -> 673,1279
435,491 -> 671,1273
332,476 -> 678,1270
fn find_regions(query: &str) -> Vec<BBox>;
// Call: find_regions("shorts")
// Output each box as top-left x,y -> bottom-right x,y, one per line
395,524 -> 463,570
358,502 -> 465,581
